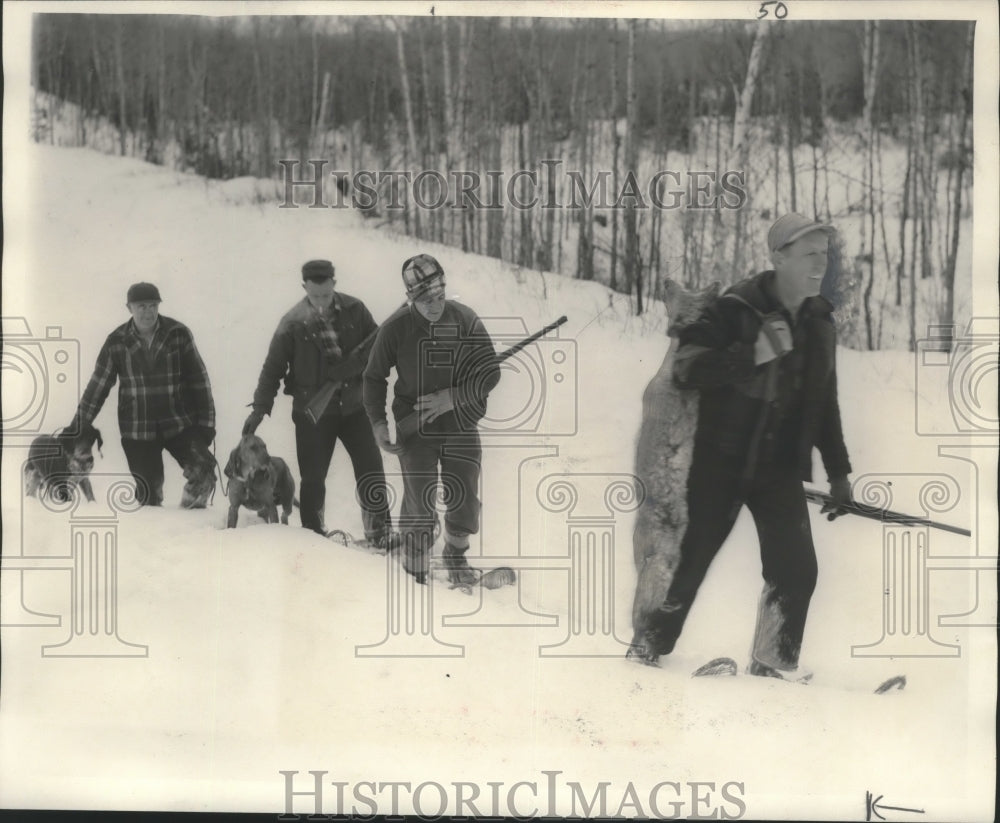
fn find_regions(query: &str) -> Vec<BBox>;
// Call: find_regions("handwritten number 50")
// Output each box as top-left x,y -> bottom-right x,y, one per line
757,1 -> 788,18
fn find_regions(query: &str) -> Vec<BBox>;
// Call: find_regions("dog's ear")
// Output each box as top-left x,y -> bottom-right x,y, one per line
224,449 -> 240,479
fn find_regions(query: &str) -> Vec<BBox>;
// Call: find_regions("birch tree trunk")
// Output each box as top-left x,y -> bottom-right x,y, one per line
394,20 -> 421,240
609,19 -> 620,292
940,21 -> 975,351
624,19 -> 642,314
731,23 -> 770,278
860,20 -> 880,351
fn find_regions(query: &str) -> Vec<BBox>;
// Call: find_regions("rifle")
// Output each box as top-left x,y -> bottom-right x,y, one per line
395,315 -> 569,442
303,327 -> 380,424
803,487 -> 971,536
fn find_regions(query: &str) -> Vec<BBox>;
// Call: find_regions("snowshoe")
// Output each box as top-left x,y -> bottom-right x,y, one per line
692,657 -> 739,677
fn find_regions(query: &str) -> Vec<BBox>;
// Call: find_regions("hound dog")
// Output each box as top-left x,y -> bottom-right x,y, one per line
223,434 -> 296,528
24,424 -> 104,504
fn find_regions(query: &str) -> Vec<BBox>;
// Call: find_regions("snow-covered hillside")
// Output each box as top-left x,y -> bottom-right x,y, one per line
1,145 -> 995,820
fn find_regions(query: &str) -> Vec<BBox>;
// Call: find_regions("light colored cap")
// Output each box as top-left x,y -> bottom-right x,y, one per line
768,213 -> 833,253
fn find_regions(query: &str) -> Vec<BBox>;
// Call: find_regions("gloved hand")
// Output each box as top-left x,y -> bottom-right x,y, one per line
197,425 -> 216,446
242,408 -> 265,436
821,476 -> 852,521
373,420 -> 403,455
414,388 -> 455,424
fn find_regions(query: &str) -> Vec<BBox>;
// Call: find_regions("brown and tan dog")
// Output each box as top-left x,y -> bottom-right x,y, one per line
24,424 -> 103,504
223,434 -> 295,528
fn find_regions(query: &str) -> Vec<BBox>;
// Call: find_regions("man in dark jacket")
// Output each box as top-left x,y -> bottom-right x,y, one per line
647,214 -> 853,678
70,282 -> 216,508
363,254 -> 501,585
243,260 -> 391,543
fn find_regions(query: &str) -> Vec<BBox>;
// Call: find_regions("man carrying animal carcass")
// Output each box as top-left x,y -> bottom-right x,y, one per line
648,214 -> 854,679
242,260 -> 393,545
362,254 -> 501,586
68,282 -> 217,508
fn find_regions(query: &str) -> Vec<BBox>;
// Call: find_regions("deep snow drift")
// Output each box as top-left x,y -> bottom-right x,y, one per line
1,145 -> 995,820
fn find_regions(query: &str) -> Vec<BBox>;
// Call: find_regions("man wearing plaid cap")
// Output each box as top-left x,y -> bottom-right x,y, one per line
363,254 -> 501,585
243,260 -> 392,543
633,214 -> 853,678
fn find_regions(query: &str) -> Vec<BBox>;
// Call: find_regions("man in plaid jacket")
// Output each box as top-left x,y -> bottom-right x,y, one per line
70,282 -> 217,508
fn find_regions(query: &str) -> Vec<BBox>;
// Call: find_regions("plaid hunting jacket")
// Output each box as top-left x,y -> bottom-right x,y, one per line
76,316 -> 216,441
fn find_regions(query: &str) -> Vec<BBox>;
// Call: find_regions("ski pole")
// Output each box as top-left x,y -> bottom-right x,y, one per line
804,487 -> 971,536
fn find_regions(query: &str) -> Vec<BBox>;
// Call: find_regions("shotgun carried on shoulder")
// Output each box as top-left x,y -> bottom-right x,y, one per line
803,487 -> 971,536
395,315 -> 569,442
303,327 -> 380,424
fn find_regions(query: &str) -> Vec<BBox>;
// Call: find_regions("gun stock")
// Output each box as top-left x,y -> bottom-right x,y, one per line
303,327 -> 381,425
304,381 -> 339,425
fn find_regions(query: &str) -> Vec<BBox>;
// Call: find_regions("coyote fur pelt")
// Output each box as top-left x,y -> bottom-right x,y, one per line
629,279 -> 719,664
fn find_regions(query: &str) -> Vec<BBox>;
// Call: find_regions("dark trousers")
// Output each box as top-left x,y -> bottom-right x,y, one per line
648,447 -> 818,670
396,430 -> 482,576
293,408 -> 390,537
121,427 -> 213,507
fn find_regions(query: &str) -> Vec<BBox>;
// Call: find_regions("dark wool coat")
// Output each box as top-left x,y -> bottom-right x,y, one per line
674,270 -> 852,483
252,292 -> 378,418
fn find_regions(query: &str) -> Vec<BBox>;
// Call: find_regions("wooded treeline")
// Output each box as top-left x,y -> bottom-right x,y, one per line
31,14 -> 975,350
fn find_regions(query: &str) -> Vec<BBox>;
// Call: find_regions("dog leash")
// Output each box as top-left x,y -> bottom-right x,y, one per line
210,440 -> 228,500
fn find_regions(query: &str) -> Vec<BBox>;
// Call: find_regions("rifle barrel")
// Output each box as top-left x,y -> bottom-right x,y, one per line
495,315 -> 568,363
804,488 -> 970,536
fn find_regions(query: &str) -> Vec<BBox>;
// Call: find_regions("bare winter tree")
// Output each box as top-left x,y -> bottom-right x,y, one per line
939,21 -> 975,351
730,23 -> 770,279
860,20 -> 881,351
624,19 -> 642,314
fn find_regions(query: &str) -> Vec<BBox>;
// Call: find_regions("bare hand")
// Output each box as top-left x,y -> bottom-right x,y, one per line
243,409 -> 265,436
820,476 -> 852,521
414,388 -> 454,424
373,421 -> 403,455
